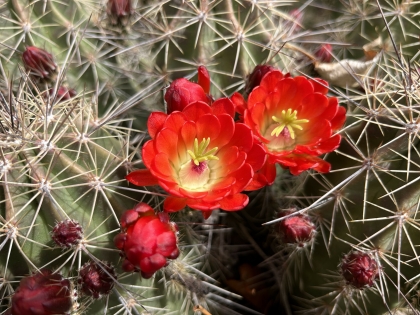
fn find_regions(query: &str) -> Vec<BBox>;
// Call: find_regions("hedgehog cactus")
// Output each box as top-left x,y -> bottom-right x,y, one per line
1,0 -> 420,315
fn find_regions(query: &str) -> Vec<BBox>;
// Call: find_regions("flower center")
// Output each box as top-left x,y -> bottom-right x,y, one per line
187,138 -> 219,166
271,109 -> 309,140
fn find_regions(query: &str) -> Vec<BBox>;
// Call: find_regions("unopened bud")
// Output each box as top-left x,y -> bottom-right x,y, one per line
107,0 -> 132,25
8,270 -> 72,315
340,251 -> 379,289
277,213 -> 315,246
78,261 -> 116,299
315,44 -> 333,63
22,46 -> 57,80
245,65 -> 277,95
51,219 -> 83,249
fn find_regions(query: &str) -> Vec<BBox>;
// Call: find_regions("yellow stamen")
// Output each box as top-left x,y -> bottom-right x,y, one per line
271,109 -> 309,139
187,137 -> 219,166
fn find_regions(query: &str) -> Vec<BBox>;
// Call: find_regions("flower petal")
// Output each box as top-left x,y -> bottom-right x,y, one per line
183,101 -> 212,120
299,93 -> 329,119
186,199 -> 220,211
180,121 -> 197,148
164,196 -> 187,212
248,86 -> 268,107
310,78 -> 329,94
231,92 -> 247,115
196,114 -> 220,140
299,119 -> 331,144
330,106 -> 347,131
142,140 -> 156,168
164,112 -> 187,133
246,143 -> 267,171
260,70 -> 284,92
322,97 -> 339,121
126,169 -> 159,186
279,154 -> 331,175
228,123 -> 253,152
212,98 -> 235,117
219,193 -> 249,210
151,153 -> 176,179
155,128 -> 179,162
179,188 -> 208,199
148,112 -> 167,138
230,163 -> 253,194
246,160 -> 276,190
212,114 -> 235,148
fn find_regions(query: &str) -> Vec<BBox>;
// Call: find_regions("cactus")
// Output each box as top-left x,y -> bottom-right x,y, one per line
1,0 -> 420,314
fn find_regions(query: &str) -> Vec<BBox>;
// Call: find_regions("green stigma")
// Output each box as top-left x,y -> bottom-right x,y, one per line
187,137 -> 219,166
271,108 -> 309,139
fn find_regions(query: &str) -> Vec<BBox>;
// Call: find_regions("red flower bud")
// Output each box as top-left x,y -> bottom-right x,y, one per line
245,64 -> 277,95
197,65 -> 211,94
51,219 -> 83,249
315,44 -> 333,63
107,0 -> 132,25
164,78 -> 209,113
290,9 -> 303,24
8,270 -> 73,315
114,203 -> 180,278
277,213 -> 315,246
340,251 -> 379,289
22,46 -> 57,80
50,86 -> 77,102
78,261 -> 116,299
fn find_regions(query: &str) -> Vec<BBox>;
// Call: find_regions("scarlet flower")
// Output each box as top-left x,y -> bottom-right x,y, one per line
126,100 -> 267,218
114,203 -> 179,279
165,66 -> 211,113
22,46 -> 57,80
233,70 -> 346,176
7,270 -> 73,315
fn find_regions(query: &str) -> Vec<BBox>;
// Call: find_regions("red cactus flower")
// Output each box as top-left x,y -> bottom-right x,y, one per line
114,203 -> 179,279
315,44 -> 333,63
7,270 -> 73,315
107,0 -> 132,25
165,70 -> 211,113
51,219 -> 83,249
341,251 -> 379,289
126,100 -> 267,218
232,70 -> 346,176
22,46 -> 57,80
78,261 -> 116,299
277,212 -> 315,246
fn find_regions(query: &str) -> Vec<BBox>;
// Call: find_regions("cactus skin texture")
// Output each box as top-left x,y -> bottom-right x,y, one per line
1,0 -> 420,315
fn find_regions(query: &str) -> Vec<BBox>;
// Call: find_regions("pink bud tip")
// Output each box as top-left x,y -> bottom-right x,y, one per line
197,66 -> 211,94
